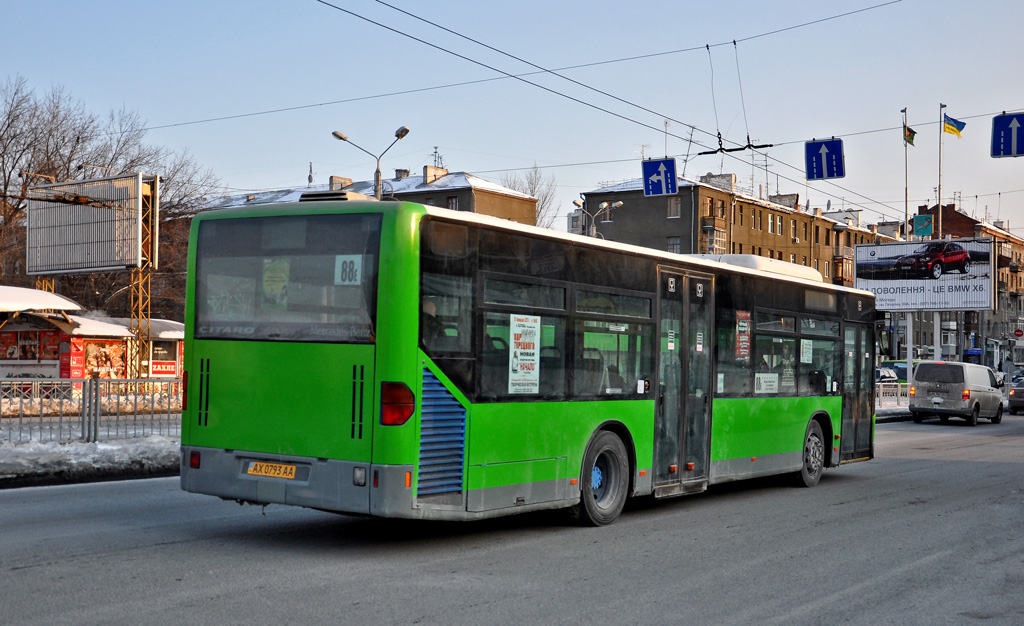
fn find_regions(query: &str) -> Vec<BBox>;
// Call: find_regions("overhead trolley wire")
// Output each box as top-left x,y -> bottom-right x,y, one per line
343,0 -> 908,221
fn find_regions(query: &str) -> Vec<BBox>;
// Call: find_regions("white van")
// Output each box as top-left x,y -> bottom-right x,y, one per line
909,361 -> 1004,426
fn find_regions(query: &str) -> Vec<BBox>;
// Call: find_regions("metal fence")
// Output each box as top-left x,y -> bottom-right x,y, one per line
1,378 -> 181,444
875,382 -> 908,408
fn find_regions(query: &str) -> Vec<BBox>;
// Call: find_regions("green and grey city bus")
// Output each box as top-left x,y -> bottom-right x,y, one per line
180,199 -> 875,525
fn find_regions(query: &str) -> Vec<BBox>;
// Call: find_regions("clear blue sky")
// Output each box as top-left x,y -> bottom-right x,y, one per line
5,0 -> 1023,231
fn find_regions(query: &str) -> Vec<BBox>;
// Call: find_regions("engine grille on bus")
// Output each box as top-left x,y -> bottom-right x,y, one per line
417,370 -> 466,496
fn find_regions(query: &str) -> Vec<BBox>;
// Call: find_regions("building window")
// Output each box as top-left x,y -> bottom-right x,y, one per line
792,219 -> 797,238
667,197 -> 681,218
778,251 -> 783,260
667,236 -> 681,254
769,214 -> 775,234
815,225 -> 820,244
777,216 -> 784,235
758,210 -> 763,230
703,229 -> 726,254
769,249 -> 774,258
447,196 -> 458,211
758,247 -> 762,256
738,243 -> 743,254
825,262 -> 830,278
739,207 -> 744,226
803,222 -> 808,240
790,254 -> 796,264
814,259 -> 819,271
802,256 -> 807,266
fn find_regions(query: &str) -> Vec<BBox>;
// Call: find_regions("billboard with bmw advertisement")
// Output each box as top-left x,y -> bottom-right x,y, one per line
854,238 -> 995,312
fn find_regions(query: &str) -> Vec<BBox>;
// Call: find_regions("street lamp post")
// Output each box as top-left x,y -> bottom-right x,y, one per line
332,126 -> 410,200
572,199 -> 622,238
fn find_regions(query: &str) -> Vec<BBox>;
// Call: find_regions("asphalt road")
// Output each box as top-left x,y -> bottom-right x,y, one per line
2,418 -> 1023,625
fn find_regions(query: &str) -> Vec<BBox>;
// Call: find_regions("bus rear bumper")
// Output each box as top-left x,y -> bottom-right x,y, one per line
179,446 -> 375,515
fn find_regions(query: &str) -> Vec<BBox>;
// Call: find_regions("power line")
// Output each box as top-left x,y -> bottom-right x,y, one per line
334,0 -> 907,220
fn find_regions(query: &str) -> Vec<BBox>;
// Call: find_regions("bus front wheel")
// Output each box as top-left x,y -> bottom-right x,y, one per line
573,430 -> 629,526
795,420 -> 824,488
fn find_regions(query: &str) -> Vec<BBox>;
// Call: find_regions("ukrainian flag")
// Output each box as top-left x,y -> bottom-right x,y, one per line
943,114 -> 966,137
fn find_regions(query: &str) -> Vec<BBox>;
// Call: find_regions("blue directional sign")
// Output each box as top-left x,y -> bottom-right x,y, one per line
991,113 -> 1024,158
642,158 -> 678,197
804,138 -> 845,180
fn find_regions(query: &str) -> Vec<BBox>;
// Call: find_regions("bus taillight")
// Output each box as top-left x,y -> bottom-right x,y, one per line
381,382 -> 415,425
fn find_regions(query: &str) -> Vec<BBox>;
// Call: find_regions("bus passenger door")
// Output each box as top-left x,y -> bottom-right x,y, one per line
653,270 -> 713,497
840,323 -> 874,461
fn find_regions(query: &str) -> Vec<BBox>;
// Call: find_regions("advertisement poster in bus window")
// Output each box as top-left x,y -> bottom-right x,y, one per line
509,314 -> 540,394
735,311 -> 750,359
262,258 -> 290,309
754,372 -> 778,394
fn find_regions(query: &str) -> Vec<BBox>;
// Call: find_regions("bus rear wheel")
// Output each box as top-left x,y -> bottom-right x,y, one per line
573,430 -> 629,526
795,420 -> 824,488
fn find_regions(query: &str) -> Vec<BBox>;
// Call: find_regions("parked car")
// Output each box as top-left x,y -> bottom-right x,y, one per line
1011,368 -> 1024,384
1009,380 -> 1024,415
875,367 -> 898,383
895,241 -> 971,279
909,361 -> 1003,426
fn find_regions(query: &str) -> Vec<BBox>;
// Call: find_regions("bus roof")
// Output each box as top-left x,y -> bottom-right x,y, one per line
421,205 -> 874,298
193,200 -> 872,298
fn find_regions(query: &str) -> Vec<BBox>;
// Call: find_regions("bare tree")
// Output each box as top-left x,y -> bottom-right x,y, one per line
0,75 -> 219,319
501,164 -> 560,229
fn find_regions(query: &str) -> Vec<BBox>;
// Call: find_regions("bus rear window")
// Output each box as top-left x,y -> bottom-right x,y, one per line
194,213 -> 382,343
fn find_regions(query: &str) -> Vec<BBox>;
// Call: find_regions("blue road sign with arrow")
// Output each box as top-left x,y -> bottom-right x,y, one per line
804,138 -> 845,180
642,158 -> 678,197
991,113 -> 1023,158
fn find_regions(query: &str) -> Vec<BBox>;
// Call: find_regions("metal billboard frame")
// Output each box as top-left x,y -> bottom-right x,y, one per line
25,173 -> 158,275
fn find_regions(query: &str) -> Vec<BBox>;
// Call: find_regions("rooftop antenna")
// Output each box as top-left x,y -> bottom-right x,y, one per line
431,146 -> 445,169
634,144 -> 649,160
681,125 -> 695,177
307,162 -> 314,187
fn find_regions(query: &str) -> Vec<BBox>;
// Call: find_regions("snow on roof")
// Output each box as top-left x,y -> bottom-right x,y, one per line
67,315 -> 133,337
211,171 -> 533,209
108,318 -> 184,339
0,286 -> 83,313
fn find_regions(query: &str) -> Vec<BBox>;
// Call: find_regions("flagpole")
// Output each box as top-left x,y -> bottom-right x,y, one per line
902,107 -> 909,240
938,103 -> 946,239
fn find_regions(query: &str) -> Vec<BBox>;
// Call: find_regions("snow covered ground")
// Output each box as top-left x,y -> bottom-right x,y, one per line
0,435 -> 179,488
0,409 -> 913,489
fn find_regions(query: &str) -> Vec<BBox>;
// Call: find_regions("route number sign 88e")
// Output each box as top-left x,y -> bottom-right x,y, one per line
334,255 -> 363,285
